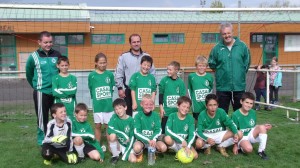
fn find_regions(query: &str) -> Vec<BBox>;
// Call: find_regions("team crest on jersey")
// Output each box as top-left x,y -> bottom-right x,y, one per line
148,80 -> 152,86
80,128 -> 86,133
249,119 -> 255,126
52,58 -> 57,63
184,124 -> 188,132
205,80 -> 209,86
105,77 -> 111,84
125,125 -> 130,133
216,119 -> 220,126
176,87 -> 179,94
151,121 -> 155,128
68,82 -> 73,89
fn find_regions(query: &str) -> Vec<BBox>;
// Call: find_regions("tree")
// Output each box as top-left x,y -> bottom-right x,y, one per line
259,0 -> 298,8
210,0 -> 225,8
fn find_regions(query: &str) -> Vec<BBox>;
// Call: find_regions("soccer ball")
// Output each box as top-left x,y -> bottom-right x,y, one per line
176,148 -> 194,164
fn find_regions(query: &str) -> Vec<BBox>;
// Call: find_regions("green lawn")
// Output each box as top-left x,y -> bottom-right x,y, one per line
0,103 -> 300,167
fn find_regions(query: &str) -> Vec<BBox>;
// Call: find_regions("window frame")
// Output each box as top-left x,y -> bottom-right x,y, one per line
153,33 -> 185,44
91,34 -> 125,44
201,33 -> 220,44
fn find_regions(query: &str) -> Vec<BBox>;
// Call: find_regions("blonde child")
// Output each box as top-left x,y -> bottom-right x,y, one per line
52,57 -> 77,119
188,56 -> 213,123
133,94 -> 167,162
159,61 -> 186,134
88,52 -> 115,150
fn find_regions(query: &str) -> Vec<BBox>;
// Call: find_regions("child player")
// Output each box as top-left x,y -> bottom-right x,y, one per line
41,103 -> 77,165
133,94 -> 167,162
129,56 -> 156,115
188,56 -> 213,123
72,103 -> 104,163
159,61 -> 186,134
164,96 -> 198,160
232,92 -> 272,160
52,57 -> 77,119
88,52 -> 115,150
195,94 -> 242,157
108,98 -> 136,165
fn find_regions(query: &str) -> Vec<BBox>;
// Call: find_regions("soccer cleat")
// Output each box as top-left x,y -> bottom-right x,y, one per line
217,147 -> 229,157
136,153 -> 143,163
43,160 -> 52,166
174,154 -> 178,161
110,156 -> 119,165
265,107 -> 272,111
204,146 -> 211,155
78,157 -> 85,163
258,151 -> 269,160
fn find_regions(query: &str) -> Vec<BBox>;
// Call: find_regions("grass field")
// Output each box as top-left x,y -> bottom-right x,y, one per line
1,102 -> 300,168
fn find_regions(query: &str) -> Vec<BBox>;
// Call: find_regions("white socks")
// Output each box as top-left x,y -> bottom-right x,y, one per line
258,133 -> 268,152
218,138 -> 234,148
110,141 -> 119,157
74,143 -> 85,158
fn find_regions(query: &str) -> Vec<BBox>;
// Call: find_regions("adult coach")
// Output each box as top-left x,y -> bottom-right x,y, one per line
115,34 -> 155,116
208,23 -> 251,113
26,31 -> 62,145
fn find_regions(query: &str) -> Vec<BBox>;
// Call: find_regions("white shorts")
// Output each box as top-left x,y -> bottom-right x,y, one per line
238,128 -> 260,147
93,112 -> 114,124
203,131 -> 227,144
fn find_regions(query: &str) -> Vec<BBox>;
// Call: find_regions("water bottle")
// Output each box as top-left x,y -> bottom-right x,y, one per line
148,146 -> 156,165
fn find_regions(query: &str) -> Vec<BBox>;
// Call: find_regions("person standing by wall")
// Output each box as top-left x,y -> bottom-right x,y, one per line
26,31 -> 62,145
115,34 -> 156,116
208,23 -> 251,114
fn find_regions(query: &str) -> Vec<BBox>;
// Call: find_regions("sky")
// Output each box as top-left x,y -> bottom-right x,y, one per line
0,0 -> 300,8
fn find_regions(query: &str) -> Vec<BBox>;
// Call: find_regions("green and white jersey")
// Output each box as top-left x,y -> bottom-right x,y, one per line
232,109 -> 257,136
134,111 -> 161,144
159,76 -> 186,116
196,108 -> 238,141
71,118 -> 104,159
129,72 -> 156,111
52,74 -> 77,119
108,114 -> 135,147
165,112 -> 195,148
88,70 -> 115,113
188,72 -> 213,113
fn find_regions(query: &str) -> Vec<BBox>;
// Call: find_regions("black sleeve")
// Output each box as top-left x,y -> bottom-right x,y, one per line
159,93 -> 164,105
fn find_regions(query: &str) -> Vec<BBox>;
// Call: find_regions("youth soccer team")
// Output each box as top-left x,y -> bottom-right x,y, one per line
41,48 -> 272,165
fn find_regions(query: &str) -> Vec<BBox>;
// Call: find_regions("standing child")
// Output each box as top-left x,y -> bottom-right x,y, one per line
164,96 -> 198,160
41,103 -> 77,165
232,92 -> 272,160
254,64 -> 270,111
195,94 -> 242,157
52,57 -> 77,119
129,56 -> 156,115
88,52 -> 115,150
108,98 -> 136,165
72,103 -> 104,163
269,57 -> 282,107
159,61 -> 186,134
133,94 -> 167,162
188,56 -> 213,123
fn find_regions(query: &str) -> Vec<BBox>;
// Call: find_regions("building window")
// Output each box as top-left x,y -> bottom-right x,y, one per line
202,33 -> 220,43
153,33 -> 185,44
68,34 -> 84,44
0,34 -> 16,71
53,35 -> 68,57
251,34 -> 263,43
92,34 -> 125,44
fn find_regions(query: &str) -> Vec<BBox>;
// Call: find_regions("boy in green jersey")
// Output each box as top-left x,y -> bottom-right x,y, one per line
129,56 -> 156,115
159,61 -> 186,134
164,96 -> 198,160
72,103 -> 104,163
232,92 -> 272,160
195,94 -> 242,157
133,94 -> 167,162
188,56 -> 213,123
52,57 -> 77,119
108,98 -> 136,165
